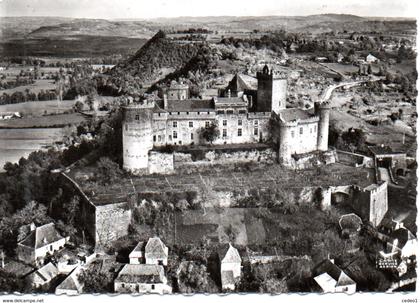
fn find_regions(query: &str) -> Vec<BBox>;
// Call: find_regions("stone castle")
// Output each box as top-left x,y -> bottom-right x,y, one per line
122,65 -> 332,175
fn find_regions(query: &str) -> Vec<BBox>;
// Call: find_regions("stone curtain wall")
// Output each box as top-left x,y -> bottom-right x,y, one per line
95,202 -> 132,247
173,148 -> 276,169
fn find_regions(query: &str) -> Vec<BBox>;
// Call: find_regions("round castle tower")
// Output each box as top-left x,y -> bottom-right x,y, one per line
278,120 -> 295,164
314,101 -> 331,151
122,100 -> 155,174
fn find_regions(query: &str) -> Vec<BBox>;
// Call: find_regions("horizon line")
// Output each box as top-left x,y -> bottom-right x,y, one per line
0,13 -> 416,20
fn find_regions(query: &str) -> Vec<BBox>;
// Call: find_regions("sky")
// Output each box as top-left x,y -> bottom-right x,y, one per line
0,0 -> 418,19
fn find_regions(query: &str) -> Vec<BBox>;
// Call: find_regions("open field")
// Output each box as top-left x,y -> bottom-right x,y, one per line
0,36 -> 147,57
0,79 -> 57,94
0,127 -> 65,170
0,100 -> 77,116
0,112 -> 86,128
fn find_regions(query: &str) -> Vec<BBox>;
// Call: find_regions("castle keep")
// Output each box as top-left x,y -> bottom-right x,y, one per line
123,65 -> 331,174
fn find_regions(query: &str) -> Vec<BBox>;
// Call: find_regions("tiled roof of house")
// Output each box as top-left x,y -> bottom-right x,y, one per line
314,259 -> 355,289
390,228 -> 416,249
115,264 -> 165,284
368,145 -> 405,156
56,267 -> 83,293
129,241 -> 145,258
279,108 -> 315,123
19,222 -> 64,249
30,262 -> 58,284
220,243 -> 241,264
145,237 -> 168,260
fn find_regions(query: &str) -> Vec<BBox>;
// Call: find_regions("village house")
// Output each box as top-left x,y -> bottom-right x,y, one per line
114,264 -> 172,294
145,237 -> 168,266
385,228 -> 417,260
27,262 -> 59,289
219,243 -> 242,291
366,53 -> 379,63
16,222 -> 68,265
313,259 -> 356,294
129,241 -> 145,264
55,267 -> 84,295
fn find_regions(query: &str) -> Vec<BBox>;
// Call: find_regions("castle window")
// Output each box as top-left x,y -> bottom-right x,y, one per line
223,120 -> 227,126
153,135 -> 156,142
238,128 -> 242,137
314,125 -> 317,132
186,112 -> 189,115
173,131 -> 178,139
291,130 -> 295,138
238,119 -> 242,126
227,110 -> 234,114
254,127 -> 258,136
158,135 -> 161,142
189,121 -> 193,128
299,127 -> 303,135
135,115 -> 139,120
254,120 -> 259,126
173,121 -> 177,128
191,133 -> 194,140
217,110 -> 225,114
205,121 -> 210,128
197,112 -> 200,115
177,112 -> 180,115
239,110 -> 246,114
223,129 -> 227,138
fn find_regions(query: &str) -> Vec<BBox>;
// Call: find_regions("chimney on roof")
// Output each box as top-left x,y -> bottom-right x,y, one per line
163,94 -> 168,109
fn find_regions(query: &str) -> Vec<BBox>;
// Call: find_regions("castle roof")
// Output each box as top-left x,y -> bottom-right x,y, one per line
278,108 -> 315,123
115,264 -> 166,284
19,222 -> 64,250
227,74 -> 255,92
165,99 -> 215,112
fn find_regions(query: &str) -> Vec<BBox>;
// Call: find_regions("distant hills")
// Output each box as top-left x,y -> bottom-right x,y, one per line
0,14 -> 416,40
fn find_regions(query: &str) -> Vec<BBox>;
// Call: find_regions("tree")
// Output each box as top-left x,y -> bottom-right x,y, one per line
78,262 -> 114,293
95,157 -> 123,185
74,100 -> 84,112
199,122 -> 220,144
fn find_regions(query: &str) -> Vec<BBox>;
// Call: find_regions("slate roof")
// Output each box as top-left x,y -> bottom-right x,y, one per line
279,108 -> 315,123
215,96 -> 247,105
226,74 -> 255,92
219,243 -> 241,264
19,223 -> 64,249
145,237 -> 168,260
165,99 -> 215,112
115,264 -> 165,284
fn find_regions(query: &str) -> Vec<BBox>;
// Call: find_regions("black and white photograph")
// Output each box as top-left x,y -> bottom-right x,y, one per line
0,0 -> 418,301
